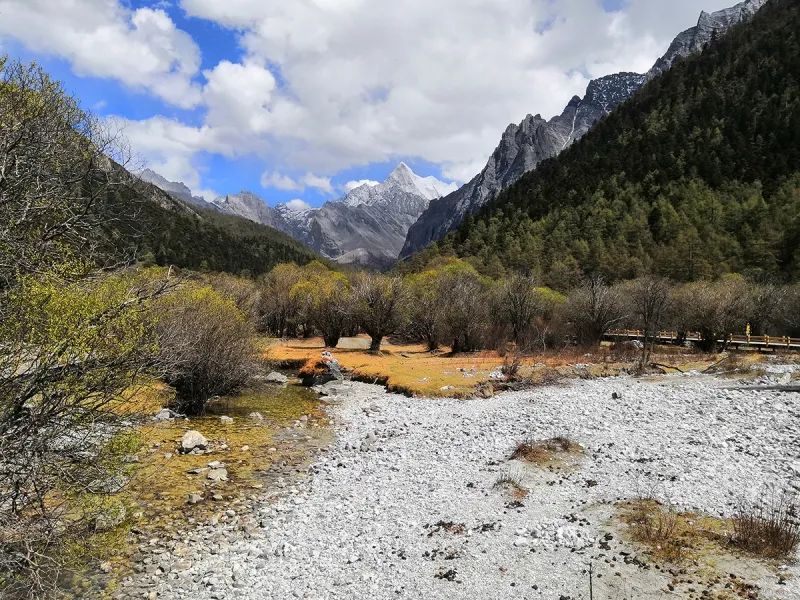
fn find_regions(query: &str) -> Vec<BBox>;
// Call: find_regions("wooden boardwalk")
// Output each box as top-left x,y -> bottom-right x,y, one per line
605,329 -> 800,351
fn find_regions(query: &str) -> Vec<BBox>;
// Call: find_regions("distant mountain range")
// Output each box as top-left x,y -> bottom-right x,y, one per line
137,168 -> 209,208
400,0 -> 768,258
141,163 -> 454,269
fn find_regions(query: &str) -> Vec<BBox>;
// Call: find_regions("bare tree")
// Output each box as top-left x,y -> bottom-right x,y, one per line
623,277 -> 673,367
352,273 -> 406,352
565,275 -> 625,346
257,262 -> 305,337
437,265 -> 491,353
403,270 -> 443,351
683,277 -> 753,351
496,275 -> 539,345
291,266 -> 354,348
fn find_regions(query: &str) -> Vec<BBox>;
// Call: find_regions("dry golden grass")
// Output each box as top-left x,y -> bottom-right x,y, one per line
510,436 -> 583,467
620,499 -> 731,564
493,473 -> 528,499
265,336 -> 630,397
264,336 -> 795,397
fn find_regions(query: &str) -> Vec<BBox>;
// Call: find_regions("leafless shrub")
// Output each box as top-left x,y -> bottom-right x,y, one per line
493,471 -> 527,498
155,284 -> 258,414
352,273 -> 407,352
732,489 -> 800,559
501,346 -> 522,380
0,58 -> 172,597
510,436 -> 582,464
631,502 -> 679,543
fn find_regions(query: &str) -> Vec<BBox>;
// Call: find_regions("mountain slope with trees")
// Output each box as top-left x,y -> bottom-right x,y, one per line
432,0 -> 800,288
109,188 -> 322,276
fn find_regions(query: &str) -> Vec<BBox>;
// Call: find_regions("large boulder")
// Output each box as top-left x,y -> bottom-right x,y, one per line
180,430 -> 208,453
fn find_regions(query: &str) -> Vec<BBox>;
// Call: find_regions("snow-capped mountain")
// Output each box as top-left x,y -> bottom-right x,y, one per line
140,163 -> 454,268
342,163 -> 456,208
211,191 -> 286,230
400,0 -> 768,258
276,163 -> 454,267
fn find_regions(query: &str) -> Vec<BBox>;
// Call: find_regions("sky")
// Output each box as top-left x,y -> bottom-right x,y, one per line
0,0 -> 740,207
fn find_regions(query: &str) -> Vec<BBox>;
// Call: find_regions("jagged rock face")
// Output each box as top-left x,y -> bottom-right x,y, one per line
211,192 -> 286,230
281,163 -> 454,268
401,72 -> 645,258
400,0 -> 767,259
648,0 -> 768,78
137,168 -> 208,208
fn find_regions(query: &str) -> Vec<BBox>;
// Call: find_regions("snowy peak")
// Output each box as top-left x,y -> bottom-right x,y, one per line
343,162 -> 456,209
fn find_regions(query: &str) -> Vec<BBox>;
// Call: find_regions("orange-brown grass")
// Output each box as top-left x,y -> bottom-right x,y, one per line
266,336 -> 515,397
263,336 -> 761,397
510,436 -> 583,467
493,474 -> 528,499
266,337 -> 622,397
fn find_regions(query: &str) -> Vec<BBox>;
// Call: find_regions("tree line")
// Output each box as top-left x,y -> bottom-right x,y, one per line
257,258 -> 800,359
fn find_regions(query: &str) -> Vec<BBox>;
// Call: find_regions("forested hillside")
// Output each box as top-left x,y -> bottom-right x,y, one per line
434,0 -> 800,288
107,185 -> 321,276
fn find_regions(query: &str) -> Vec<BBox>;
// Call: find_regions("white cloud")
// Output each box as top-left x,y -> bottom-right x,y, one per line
76,0 -> 740,194
0,0 -> 202,108
261,171 -> 302,191
173,0 -> 736,181
345,179 -> 380,192
109,115 -> 212,190
301,173 -> 333,194
260,171 -> 333,194
285,198 -> 312,212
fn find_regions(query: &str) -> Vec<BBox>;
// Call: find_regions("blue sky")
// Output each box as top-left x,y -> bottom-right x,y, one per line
0,0 -> 734,207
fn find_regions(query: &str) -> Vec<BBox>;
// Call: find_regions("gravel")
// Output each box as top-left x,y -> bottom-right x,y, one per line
118,373 -> 800,599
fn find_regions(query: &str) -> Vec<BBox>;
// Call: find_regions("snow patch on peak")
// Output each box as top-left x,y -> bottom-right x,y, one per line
345,179 -> 381,193
341,163 -> 456,209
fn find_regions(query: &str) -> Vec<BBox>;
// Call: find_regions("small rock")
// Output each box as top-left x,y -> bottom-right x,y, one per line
207,468 -> 228,482
265,371 -> 289,385
187,493 -> 203,505
181,430 -> 208,453
219,416 -> 234,425
153,408 -> 174,421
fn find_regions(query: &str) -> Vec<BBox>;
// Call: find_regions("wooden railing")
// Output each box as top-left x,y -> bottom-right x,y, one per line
606,330 -> 800,350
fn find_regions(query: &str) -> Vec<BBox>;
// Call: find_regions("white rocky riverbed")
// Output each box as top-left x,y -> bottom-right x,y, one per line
118,374 -> 800,599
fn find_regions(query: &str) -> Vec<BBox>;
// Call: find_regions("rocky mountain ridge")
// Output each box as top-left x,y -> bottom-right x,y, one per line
144,163 -> 454,268
137,168 -> 209,208
400,0 -> 768,258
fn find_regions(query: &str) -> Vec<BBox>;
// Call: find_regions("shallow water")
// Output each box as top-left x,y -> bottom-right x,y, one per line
204,383 -> 320,420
